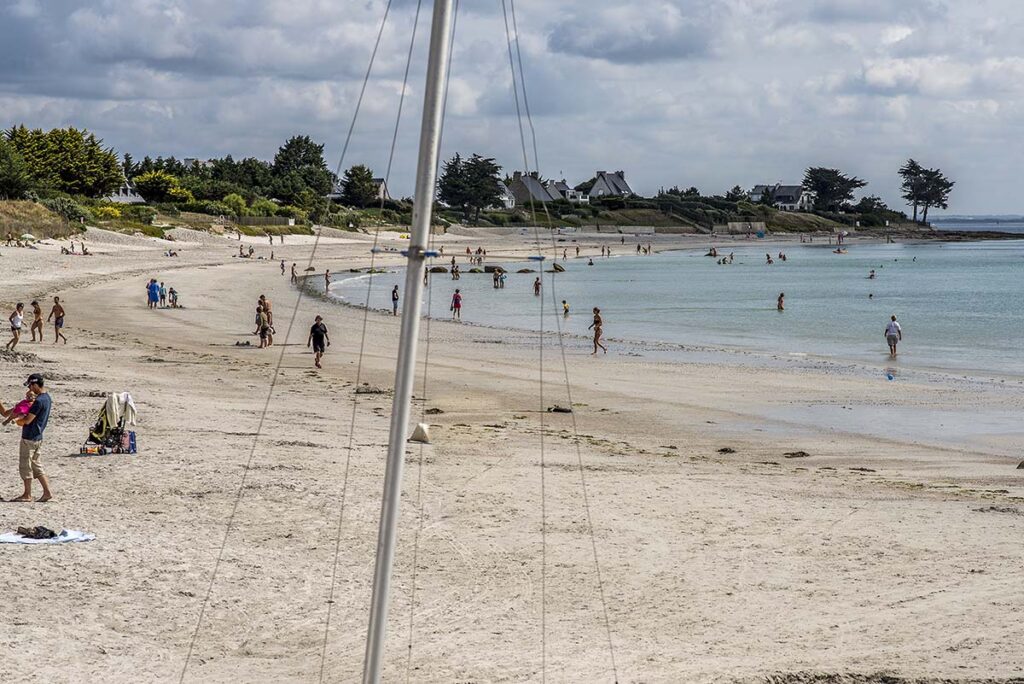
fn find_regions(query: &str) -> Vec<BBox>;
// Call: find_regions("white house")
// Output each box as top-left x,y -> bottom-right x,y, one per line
749,183 -> 814,211
494,180 -> 516,209
545,179 -> 589,204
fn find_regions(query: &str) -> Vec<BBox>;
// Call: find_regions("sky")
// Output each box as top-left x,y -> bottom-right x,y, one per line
1,0 -> 1022,214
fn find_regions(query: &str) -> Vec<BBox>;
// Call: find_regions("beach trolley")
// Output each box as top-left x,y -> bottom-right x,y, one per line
80,392 -> 138,455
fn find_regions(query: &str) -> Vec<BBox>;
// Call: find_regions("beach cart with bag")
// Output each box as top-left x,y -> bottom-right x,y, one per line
80,392 -> 138,455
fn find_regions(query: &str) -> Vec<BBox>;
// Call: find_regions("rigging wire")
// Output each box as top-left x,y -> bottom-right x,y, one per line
504,0 -> 621,680
179,5 -> 399,683
499,1 -> 548,679
404,0 -> 460,679
317,0 -> 424,680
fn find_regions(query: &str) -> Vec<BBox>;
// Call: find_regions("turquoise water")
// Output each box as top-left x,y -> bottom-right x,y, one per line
332,240 -> 1024,377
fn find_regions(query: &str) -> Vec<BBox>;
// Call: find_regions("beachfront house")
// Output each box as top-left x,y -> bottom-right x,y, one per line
372,178 -> 391,202
507,171 -> 561,204
586,170 -> 634,199
105,179 -> 145,204
749,183 -> 814,211
546,179 -> 589,204
494,180 -> 516,210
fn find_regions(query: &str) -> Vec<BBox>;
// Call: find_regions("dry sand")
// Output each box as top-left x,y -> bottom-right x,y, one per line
0,228 -> 1022,683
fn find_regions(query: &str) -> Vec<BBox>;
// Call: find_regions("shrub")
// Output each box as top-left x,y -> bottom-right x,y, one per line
250,198 -> 279,217
41,197 -> 92,222
275,204 -> 308,222
118,204 -> 157,225
93,206 -> 121,220
167,186 -> 195,203
222,193 -> 247,217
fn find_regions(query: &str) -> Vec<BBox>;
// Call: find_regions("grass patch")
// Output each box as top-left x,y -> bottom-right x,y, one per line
0,200 -> 78,239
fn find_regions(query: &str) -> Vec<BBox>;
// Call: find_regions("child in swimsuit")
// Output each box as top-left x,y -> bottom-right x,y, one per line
3,390 -> 34,425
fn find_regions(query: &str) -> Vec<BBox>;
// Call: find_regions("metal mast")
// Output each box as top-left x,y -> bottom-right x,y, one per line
361,1 -> 454,681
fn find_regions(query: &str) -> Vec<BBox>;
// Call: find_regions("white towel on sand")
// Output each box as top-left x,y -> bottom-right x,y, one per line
0,530 -> 96,545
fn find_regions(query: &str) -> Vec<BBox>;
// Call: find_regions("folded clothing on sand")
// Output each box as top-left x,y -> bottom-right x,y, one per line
0,529 -> 96,544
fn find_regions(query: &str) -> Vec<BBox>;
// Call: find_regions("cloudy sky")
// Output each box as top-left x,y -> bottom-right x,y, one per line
2,0 -> 1022,214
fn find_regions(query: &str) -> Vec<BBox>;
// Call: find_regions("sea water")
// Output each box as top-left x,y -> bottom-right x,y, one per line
331,240 -> 1024,377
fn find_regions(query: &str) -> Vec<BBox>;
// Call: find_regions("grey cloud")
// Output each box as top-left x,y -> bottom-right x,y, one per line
546,2 -> 720,64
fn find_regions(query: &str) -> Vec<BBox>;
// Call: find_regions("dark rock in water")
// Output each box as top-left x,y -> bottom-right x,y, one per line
552,262 -> 565,272
1018,461 -> 1024,469
349,268 -> 362,272
717,447 -> 736,454
304,266 -> 316,272
517,268 -> 535,273
429,266 -> 448,273
468,268 -> 483,273
484,265 -> 504,273
425,407 -> 444,415
784,451 -> 811,459
547,405 -> 572,413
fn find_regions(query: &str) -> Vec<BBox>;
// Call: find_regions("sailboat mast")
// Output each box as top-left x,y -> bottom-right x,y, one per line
362,1 -> 454,682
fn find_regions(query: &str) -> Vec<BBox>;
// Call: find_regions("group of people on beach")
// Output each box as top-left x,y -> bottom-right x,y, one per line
59,241 -> 91,256
6,297 -> 66,351
254,294 -> 275,348
146,279 -> 180,309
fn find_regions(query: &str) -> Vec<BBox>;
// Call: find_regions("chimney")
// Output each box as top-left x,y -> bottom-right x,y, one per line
615,170 -> 624,178
513,171 -> 522,181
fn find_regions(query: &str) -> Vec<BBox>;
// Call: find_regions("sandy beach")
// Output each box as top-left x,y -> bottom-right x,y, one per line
1,227 -> 1022,683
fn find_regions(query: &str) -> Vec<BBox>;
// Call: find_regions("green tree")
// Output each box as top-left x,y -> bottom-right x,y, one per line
272,135 -> 334,202
853,195 -> 889,214
438,153 -> 469,217
462,154 -> 502,220
339,164 -> 377,208
133,170 -> 180,202
250,198 -> 279,217
898,159 -> 926,222
920,168 -> 954,223
802,167 -> 866,211
725,185 -> 746,201
122,153 -> 137,180
5,125 -> 122,197
222,193 -> 248,217
0,138 -> 33,199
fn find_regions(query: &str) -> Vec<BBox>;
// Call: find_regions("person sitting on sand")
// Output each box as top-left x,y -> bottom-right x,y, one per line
777,292 -> 785,311
47,297 -> 67,344
588,307 -> 607,355
7,303 -> 25,351
885,315 -> 902,356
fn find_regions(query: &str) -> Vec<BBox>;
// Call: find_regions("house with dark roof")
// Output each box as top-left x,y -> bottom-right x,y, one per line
587,170 -> 633,198
507,171 -> 561,204
494,180 -> 516,209
545,179 -> 589,204
105,179 -> 145,205
748,183 -> 814,211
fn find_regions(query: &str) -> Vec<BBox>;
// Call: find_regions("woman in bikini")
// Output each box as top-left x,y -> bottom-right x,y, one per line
588,307 -> 607,355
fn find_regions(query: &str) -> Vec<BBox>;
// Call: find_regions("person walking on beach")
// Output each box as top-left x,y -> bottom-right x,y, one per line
1,373 -> 54,502
885,315 -> 902,356
7,303 -> 25,351
588,307 -> 607,355
281,259 -> 286,276
291,263 -> 298,284
562,300 -> 569,317
29,301 -> 43,342
324,270 -> 331,290
146,279 -> 159,309
777,292 -> 785,311
159,282 -> 167,308
307,315 -> 330,369
259,295 -> 274,346
533,277 -> 541,296
451,289 -> 462,320
47,297 -> 67,344
256,306 -> 270,348
391,285 -> 400,316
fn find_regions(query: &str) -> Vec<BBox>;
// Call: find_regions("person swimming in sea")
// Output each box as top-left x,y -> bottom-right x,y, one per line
869,269 -> 876,279
587,258 -> 594,266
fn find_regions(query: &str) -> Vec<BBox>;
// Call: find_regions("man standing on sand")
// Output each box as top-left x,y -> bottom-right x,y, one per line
29,301 -> 43,342
307,315 -> 330,369
159,282 -> 167,308
391,285 -> 400,316
325,270 -> 331,290
47,297 -> 67,344
0,373 -> 54,502
259,295 -> 274,346
281,259 -> 286,276
885,315 -> 902,356
291,263 -> 298,284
